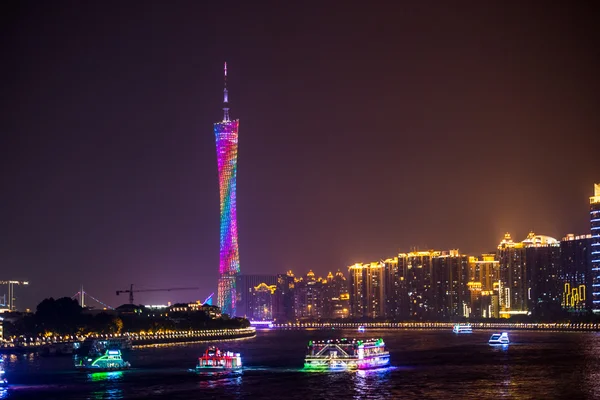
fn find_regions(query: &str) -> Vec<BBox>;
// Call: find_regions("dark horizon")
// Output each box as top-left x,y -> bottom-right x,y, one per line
1,1 -> 599,310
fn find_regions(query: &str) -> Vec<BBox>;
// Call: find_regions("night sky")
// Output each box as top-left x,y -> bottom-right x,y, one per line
1,1 -> 599,310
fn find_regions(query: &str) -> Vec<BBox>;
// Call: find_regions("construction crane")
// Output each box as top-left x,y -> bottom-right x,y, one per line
116,284 -> 199,304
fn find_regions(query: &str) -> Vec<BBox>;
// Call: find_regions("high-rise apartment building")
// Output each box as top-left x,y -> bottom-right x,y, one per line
432,251 -> 470,319
323,271 -> 350,319
497,233 -> 527,314
468,254 -> 500,318
235,275 -> 278,318
560,234 -> 592,313
591,184 -> 600,313
275,272 -> 295,321
396,251 -> 438,319
293,271 -> 326,319
250,283 -> 276,321
525,238 -> 561,314
348,262 -> 385,319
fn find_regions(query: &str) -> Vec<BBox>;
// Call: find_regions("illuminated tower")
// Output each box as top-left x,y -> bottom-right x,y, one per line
591,184 -> 600,313
214,62 -> 240,316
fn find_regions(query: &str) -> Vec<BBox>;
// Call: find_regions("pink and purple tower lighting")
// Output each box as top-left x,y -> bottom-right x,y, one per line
214,62 -> 240,316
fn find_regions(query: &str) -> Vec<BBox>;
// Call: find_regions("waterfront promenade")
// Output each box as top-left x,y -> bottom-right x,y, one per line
0,327 -> 256,353
270,321 -> 600,331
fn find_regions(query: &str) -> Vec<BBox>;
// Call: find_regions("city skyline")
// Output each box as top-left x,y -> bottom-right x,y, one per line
1,2 -> 599,310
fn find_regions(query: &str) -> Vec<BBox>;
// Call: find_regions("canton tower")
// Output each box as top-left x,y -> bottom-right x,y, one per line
214,62 -> 240,316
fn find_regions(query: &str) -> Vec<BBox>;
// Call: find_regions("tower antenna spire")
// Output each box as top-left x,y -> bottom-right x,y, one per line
223,62 -> 229,121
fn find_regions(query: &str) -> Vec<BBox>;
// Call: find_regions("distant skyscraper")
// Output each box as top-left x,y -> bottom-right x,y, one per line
497,233 -> 527,314
560,233 -> 592,313
348,262 -> 385,319
215,62 -> 240,316
468,254 -> 500,318
275,272 -> 296,321
590,184 -> 600,313
250,283 -> 276,321
235,275 -> 278,318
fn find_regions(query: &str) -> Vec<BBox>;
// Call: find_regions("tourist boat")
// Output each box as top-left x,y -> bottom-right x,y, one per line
452,323 -> 473,334
74,339 -> 131,372
0,359 -> 7,386
193,347 -> 242,373
304,338 -> 390,371
358,325 -> 366,333
488,332 -> 510,345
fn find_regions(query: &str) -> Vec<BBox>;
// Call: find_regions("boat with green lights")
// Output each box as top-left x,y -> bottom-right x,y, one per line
74,339 -> 131,372
303,338 -> 390,371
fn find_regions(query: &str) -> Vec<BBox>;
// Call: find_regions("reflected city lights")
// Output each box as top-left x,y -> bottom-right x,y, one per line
88,371 -> 124,382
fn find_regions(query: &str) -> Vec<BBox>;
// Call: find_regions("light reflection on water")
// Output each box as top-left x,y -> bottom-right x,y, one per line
1,330 -> 599,399
88,371 -> 124,382
353,367 -> 393,400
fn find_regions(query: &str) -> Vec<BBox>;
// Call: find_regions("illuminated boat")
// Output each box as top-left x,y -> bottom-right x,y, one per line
452,323 -> 473,334
488,332 -> 510,345
0,359 -> 7,386
193,347 -> 242,373
358,325 -> 366,333
74,339 -> 131,372
304,338 -> 390,371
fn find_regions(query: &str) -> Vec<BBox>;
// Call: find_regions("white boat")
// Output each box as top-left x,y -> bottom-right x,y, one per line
0,359 -> 7,386
488,332 -> 509,345
357,326 -> 365,333
452,323 -> 472,334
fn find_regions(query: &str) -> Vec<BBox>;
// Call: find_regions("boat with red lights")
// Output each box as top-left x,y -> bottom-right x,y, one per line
304,338 -> 390,371
193,347 -> 242,373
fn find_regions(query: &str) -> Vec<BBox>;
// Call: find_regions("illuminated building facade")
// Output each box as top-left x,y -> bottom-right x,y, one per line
591,184 -> 600,313
324,270 -> 350,319
432,251 -> 470,319
275,272 -> 295,321
396,251 -> 437,319
348,262 -> 385,319
468,254 -> 500,318
497,233 -> 528,314
250,283 -> 276,321
383,258 -> 401,318
524,239 -> 561,314
293,271 -> 326,319
215,62 -> 240,316
560,234 -> 592,313
235,275 -> 278,318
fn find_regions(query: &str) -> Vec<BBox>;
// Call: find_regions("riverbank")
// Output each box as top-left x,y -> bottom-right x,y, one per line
270,322 -> 600,332
0,327 -> 256,354
130,327 -> 256,346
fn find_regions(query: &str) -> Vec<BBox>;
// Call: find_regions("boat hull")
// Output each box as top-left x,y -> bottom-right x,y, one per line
488,333 -> 510,346
75,366 -> 130,373
193,367 -> 242,373
304,354 -> 390,371
357,355 -> 390,370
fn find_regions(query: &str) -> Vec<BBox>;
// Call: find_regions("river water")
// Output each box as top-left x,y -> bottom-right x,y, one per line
1,329 -> 599,399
